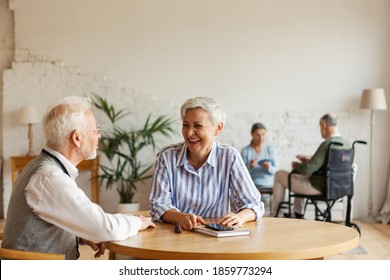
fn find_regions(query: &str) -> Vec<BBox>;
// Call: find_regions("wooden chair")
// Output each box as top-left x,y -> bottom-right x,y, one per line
0,231 -> 65,260
11,155 -> 100,204
0,247 -> 65,260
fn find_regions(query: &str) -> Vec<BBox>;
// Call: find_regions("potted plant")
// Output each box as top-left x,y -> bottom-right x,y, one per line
91,94 -> 174,212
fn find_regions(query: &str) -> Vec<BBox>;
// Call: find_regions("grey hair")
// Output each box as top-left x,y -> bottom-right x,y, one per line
43,96 -> 92,149
251,122 -> 267,134
320,113 -> 338,126
250,122 -> 267,145
180,97 -> 226,125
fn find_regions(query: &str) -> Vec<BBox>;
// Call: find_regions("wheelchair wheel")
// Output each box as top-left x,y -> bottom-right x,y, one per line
349,223 -> 361,236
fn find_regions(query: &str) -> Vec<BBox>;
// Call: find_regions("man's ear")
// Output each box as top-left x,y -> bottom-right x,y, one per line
214,122 -> 224,136
69,130 -> 82,148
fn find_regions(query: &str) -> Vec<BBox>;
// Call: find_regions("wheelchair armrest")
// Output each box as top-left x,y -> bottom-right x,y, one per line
353,140 -> 367,148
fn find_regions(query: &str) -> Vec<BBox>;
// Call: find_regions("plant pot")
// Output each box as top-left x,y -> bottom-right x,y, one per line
117,202 -> 140,213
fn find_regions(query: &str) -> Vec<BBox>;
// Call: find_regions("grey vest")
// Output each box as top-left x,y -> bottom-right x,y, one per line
2,151 -> 79,260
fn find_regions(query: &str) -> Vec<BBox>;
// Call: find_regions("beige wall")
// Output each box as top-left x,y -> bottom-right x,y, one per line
2,0 -> 390,218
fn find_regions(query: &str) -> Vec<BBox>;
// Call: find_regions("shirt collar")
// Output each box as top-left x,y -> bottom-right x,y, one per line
177,141 -> 217,168
207,142 -> 218,167
43,146 -> 79,180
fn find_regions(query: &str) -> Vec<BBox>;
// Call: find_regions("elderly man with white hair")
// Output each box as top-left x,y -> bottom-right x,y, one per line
271,113 -> 351,219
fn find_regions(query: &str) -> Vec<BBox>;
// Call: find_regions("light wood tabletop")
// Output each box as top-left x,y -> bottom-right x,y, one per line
106,216 -> 359,260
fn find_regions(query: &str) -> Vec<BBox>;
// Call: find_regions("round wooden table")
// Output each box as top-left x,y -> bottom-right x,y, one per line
106,217 -> 359,260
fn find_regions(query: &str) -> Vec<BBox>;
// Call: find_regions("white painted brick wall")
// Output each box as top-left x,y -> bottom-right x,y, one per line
2,49 -> 353,220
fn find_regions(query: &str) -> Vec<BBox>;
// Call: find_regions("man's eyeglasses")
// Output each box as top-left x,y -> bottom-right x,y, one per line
86,127 -> 101,135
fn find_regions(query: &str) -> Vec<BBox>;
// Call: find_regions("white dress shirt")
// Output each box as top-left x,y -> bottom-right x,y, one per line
25,147 -> 141,243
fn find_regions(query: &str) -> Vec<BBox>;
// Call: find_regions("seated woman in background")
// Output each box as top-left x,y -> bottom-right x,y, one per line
241,122 -> 279,190
149,97 -> 264,231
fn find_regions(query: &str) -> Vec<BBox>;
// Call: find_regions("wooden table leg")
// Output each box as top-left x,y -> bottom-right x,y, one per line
108,250 -> 116,260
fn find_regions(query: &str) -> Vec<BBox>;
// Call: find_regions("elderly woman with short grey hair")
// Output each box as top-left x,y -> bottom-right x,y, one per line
150,96 -> 265,231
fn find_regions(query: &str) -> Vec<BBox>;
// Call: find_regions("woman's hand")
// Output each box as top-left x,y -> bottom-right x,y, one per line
178,213 -> 206,230
162,210 -> 205,230
260,161 -> 270,170
249,159 -> 257,169
219,209 -> 256,227
219,212 -> 244,227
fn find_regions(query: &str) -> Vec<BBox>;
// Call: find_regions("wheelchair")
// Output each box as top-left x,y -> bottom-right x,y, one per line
276,140 -> 367,235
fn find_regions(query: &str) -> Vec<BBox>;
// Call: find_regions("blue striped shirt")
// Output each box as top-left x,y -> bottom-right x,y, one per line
149,141 -> 264,221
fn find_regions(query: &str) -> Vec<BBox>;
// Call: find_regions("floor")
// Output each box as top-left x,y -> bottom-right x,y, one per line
325,220 -> 390,260
1,218 -> 389,260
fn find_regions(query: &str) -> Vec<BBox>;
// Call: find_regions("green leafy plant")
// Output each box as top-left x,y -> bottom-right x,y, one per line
91,95 -> 174,203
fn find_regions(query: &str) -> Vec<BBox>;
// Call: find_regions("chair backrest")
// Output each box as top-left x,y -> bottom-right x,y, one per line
0,247 -> 65,260
325,143 -> 355,200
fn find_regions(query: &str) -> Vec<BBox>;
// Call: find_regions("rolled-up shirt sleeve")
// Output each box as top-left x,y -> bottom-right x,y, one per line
149,152 -> 180,222
230,149 -> 265,220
